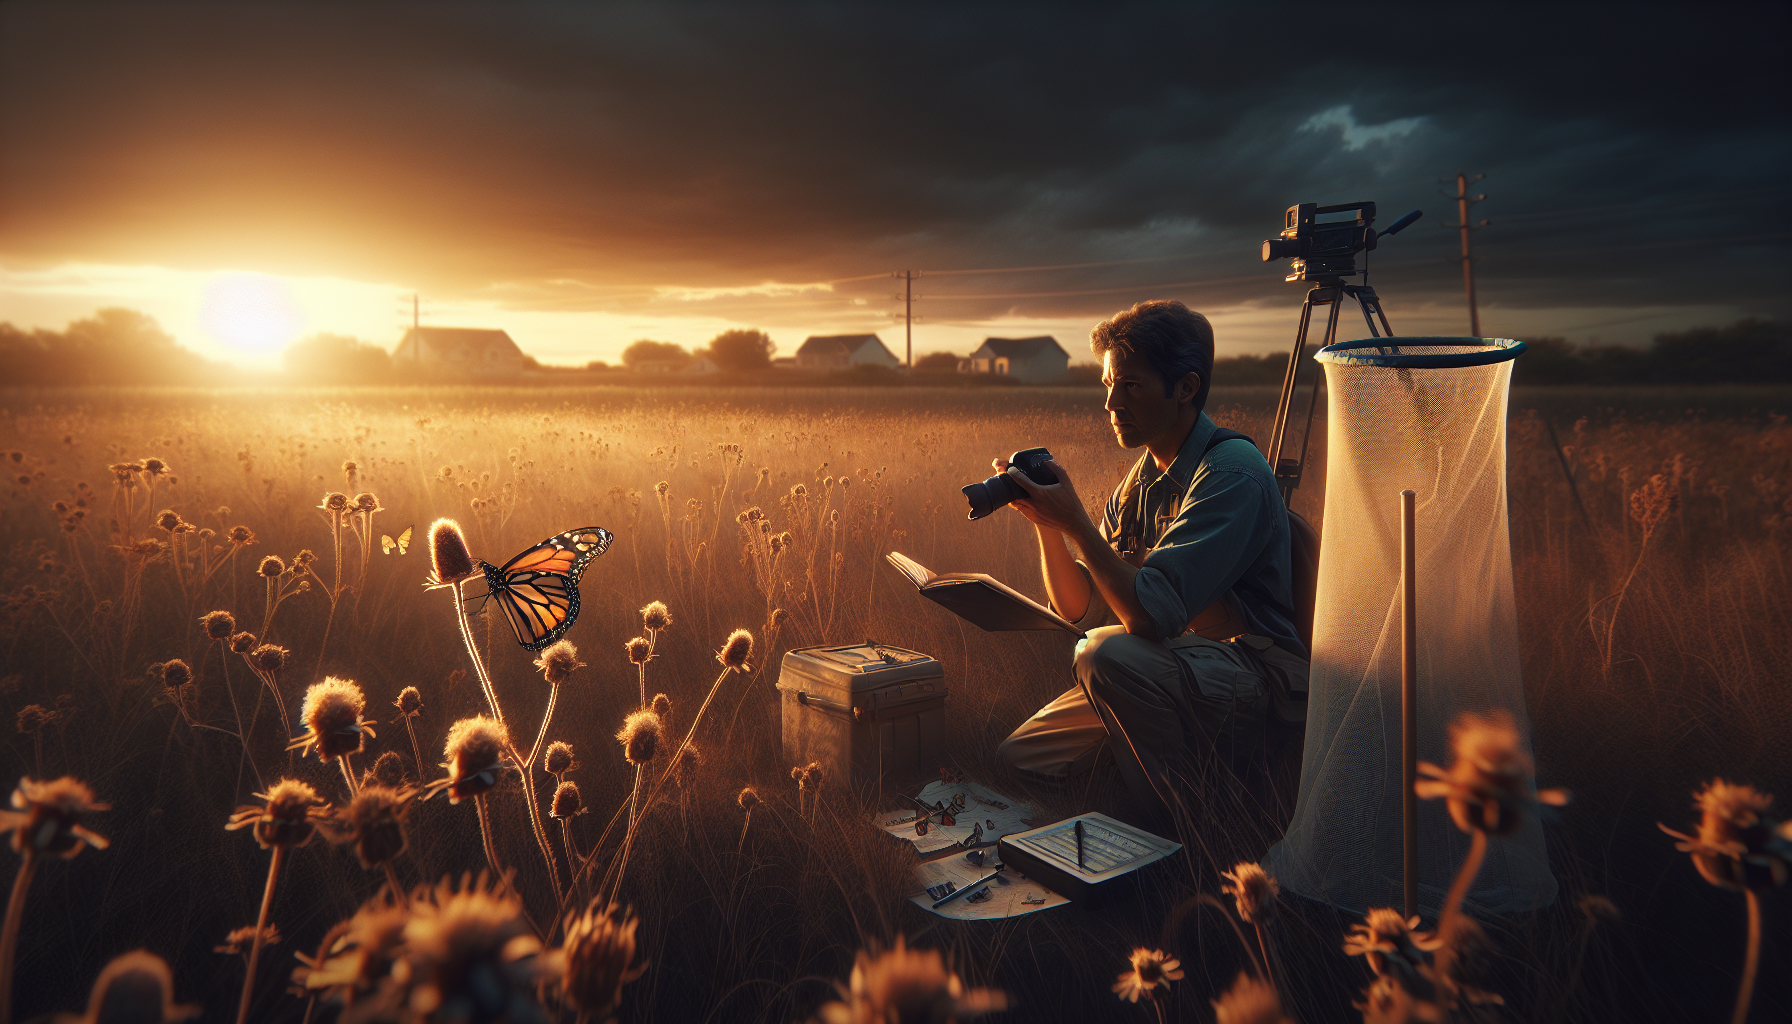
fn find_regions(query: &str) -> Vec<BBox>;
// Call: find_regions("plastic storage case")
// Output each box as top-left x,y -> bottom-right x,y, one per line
776,641 -> 946,794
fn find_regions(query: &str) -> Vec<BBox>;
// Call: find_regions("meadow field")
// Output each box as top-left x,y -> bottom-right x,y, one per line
0,383 -> 1786,1022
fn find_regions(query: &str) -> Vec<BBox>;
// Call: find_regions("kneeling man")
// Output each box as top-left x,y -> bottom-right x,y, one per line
996,300 -> 1308,811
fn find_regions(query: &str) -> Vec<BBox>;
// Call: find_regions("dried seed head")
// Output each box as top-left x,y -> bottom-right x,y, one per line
16,705 -> 51,734
534,640 -> 586,685
717,628 -> 754,672
77,950 -> 196,1024
1660,779 -> 1788,892
395,875 -> 548,1012
292,549 -> 317,570
227,778 -> 323,849
1342,908 -> 1442,980
1415,710 -> 1568,837
768,607 -> 789,629
141,457 -> 168,476
388,686 -> 422,719
329,784 -> 414,867
443,716 -> 509,803
2,776 -> 110,858
616,711 -> 660,765
369,750 -> 408,788
1211,971 -> 1293,1024
1113,947 -> 1184,1004
649,693 -> 671,720
257,555 -> 286,578
320,492 -> 349,513
544,741 -> 577,777
159,659 -> 192,689
673,744 -> 702,785
200,610 -> 236,640
215,923 -> 280,957
294,677 -> 374,763
558,900 -> 648,1016
352,491 -> 380,512
227,524 -> 255,545
791,761 -> 823,793
737,787 -> 761,812
640,601 -> 672,632
550,780 -> 585,819
154,509 -> 183,532
229,631 -> 257,654
249,644 -> 289,673
822,936 -> 1007,1023
428,518 -> 476,585
1220,861 -> 1280,926
625,637 -> 651,665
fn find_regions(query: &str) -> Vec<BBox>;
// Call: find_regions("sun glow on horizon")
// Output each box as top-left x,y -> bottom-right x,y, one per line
198,272 -> 306,358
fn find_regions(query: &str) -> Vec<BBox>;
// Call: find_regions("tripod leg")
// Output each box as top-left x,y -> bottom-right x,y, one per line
1268,293 -> 1318,473
1289,295 -> 1346,496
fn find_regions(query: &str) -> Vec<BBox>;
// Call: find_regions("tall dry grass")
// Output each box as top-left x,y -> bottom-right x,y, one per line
0,384 -> 1784,1021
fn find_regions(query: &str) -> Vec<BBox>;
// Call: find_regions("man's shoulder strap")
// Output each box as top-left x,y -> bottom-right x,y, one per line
1202,427 -> 1255,457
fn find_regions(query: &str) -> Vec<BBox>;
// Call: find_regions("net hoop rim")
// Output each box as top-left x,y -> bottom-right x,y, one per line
1315,336 -> 1526,368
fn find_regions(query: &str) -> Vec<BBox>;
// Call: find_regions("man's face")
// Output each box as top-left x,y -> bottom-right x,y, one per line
1101,348 -> 1195,449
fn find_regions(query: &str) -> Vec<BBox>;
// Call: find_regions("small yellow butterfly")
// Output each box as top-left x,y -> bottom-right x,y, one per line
381,525 -> 414,555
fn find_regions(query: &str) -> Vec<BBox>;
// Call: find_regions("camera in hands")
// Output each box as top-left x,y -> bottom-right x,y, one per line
963,448 -> 1057,520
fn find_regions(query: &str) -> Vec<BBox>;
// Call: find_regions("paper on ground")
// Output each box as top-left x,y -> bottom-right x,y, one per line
876,779 -> 1036,856
907,853 -> 1068,920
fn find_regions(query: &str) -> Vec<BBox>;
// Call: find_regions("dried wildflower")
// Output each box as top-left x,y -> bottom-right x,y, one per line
1356,972 -> 1444,1024
159,659 -> 191,689
387,873 -> 552,1018
226,779 -> 325,849
1659,779 -> 1789,892
215,923 -> 281,957
228,631 -> 257,654
293,897 -> 408,1005
141,458 -> 168,476
249,644 -> 288,674
352,491 -> 380,512
625,637 -> 651,665
673,743 -> 702,784
1211,972 -> 1293,1024
1344,909 -> 1443,983
227,524 -> 255,546
324,784 -> 416,868
427,518 -> 476,585
817,936 -> 1006,1024
319,492 -> 349,513
73,950 -> 197,1023
717,628 -> 754,672
769,606 -> 789,629
738,787 -> 761,811
257,555 -> 286,578
154,509 -> 183,532
292,549 -> 317,571
1414,710 -> 1568,837
1221,861 -> 1280,926
544,741 -> 578,778
0,777 -> 109,857
791,761 -> 823,792
550,780 -> 585,819
533,640 -> 586,685
555,899 -> 648,1017
437,716 -> 510,803
1112,947 -> 1183,1004
640,600 -> 672,632
16,706 -> 51,735
199,610 -> 236,640
616,711 -> 660,766
290,677 -> 376,763
650,693 -> 671,720
368,750 -> 408,789
392,685 -> 423,719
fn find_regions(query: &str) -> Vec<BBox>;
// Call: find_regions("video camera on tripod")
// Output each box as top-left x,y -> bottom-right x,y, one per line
1259,200 -> 1422,500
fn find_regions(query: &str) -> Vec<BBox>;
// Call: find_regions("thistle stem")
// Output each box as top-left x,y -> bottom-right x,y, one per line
338,756 -> 359,798
526,684 -> 559,775
1253,922 -> 1277,995
449,580 -> 503,725
217,640 -> 261,796
383,862 -> 409,909
234,844 -> 284,1024
605,763 -> 647,904
1733,890 -> 1760,1024
473,794 -> 504,875
0,850 -> 39,1024
509,742 -> 564,908
403,718 -> 425,781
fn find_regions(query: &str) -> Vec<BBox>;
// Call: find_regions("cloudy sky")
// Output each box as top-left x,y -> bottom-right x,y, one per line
2,2 -> 1787,367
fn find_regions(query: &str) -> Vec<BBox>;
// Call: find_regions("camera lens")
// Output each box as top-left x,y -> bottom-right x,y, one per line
1262,238 -> 1305,262
961,473 -> 1025,520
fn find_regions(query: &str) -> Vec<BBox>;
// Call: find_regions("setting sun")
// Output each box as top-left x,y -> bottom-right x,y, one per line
197,271 -> 304,357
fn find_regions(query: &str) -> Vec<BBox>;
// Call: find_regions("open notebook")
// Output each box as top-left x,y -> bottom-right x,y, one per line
886,551 -> 1082,636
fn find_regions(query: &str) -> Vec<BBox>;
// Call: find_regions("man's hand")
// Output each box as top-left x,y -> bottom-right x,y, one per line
996,456 -> 1094,542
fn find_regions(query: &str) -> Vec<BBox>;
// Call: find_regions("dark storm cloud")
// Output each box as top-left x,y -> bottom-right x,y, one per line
2,2 -> 1787,326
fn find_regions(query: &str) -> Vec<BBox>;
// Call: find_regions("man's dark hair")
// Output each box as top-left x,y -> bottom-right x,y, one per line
1089,300 -> 1215,410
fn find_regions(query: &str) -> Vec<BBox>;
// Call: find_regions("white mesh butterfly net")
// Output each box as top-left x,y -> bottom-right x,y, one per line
1267,337 -> 1557,916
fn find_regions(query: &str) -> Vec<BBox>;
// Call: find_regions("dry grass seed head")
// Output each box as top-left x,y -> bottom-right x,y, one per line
2,776 -> 110,858
293,676 -> 374,763
76,949 -> 197,1024
533,639 -> 586,685
215,923 -> 281,957
427,518 -> 476,585
557,900 -> 648,1017
717,628 -> 754,672
199,610 -> 235,640
818,935 -> 1006,1024
640,600 -> 671,632
616,711 -> 660,765
442,716 -> 509,803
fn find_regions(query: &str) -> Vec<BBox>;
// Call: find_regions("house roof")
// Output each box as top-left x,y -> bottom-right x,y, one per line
974,336 -> 1069,359
398,327 -> 524,358
796,334 -> 884,357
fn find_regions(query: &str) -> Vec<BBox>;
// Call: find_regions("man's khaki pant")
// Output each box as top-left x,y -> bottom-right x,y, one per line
999,626 -> 1300,806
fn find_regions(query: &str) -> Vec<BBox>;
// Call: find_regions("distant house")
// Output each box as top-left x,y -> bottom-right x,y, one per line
394,327 -> 528,376
795,334 -> 901,370
683,356 -> 720,375
771,356 -> 799,369
963,336 -> 1071,383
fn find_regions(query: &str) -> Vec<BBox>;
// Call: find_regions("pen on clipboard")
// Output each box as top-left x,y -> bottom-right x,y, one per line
1075,819 -> 1085,869
931,868 -> 1001,909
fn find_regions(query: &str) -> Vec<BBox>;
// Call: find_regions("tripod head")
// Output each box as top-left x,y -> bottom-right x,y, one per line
1263,203 -> 1423,284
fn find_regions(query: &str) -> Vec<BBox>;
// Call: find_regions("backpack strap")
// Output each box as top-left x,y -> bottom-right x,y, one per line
1203,427 -> 1255,457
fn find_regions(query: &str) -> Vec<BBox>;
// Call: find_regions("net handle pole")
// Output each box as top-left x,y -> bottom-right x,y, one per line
1401,488 -> 1419,920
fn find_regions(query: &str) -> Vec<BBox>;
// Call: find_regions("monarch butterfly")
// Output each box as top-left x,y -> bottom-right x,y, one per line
381,526 -> 414,555
476,527 -> 614,650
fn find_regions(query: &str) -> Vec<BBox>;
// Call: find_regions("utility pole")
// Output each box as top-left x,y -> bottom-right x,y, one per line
1442,171 -> 1489,336
893,270 -> 919,368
